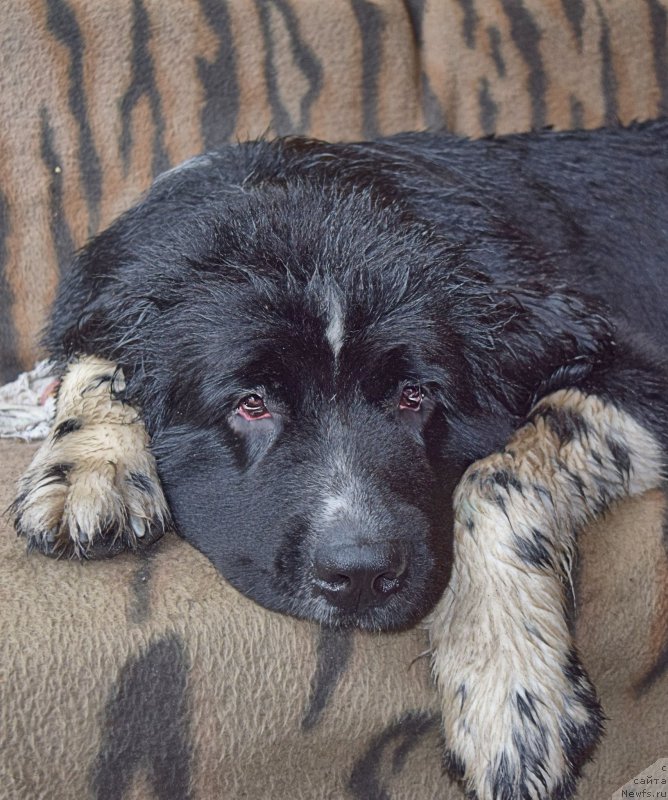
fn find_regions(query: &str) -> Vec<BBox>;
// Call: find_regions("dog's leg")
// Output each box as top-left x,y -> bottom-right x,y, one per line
430,388 -> 664,800
12,355 -> 169,557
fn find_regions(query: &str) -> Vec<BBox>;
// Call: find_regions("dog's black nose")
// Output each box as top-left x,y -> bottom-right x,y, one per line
312,542 -> 407,611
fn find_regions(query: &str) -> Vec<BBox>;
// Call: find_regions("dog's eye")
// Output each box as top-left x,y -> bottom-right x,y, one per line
399,385 -> 423,411
238,394 -> 271,420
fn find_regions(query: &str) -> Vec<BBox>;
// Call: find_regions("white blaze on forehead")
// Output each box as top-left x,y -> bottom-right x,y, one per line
325,287 -> 345,358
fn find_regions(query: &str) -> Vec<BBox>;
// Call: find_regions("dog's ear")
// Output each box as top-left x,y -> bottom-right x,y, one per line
465,276 -> 615,416
44,221 -> 145,359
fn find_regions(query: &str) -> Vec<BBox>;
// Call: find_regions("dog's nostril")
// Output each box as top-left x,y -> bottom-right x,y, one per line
373,570 -> 402,596
313,572 -> 350,599
330,573 -> 350,589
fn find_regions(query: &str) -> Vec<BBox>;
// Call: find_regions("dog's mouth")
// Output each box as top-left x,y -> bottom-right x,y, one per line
300,587 -> 440,633
207,551 -> 449,633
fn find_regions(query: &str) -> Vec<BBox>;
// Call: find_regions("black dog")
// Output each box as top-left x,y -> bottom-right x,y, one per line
13,121 -> 668,799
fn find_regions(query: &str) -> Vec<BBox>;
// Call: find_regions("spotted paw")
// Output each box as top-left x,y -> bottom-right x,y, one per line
429,458 -> 604,799
433,636 -> 603,799
11,356 -> 170,558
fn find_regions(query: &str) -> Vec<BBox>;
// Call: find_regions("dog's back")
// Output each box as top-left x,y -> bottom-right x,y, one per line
379,121 -> 668,346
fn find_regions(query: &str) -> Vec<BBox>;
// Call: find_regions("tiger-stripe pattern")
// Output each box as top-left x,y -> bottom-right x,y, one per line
1,0 -> 668,380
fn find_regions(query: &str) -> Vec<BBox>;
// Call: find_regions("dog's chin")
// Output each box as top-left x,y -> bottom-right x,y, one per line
283,584 -> 447,633
318,606 -> 426,633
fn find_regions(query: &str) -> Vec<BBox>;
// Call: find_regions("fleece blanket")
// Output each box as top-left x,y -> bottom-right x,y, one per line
1,440 -> 667,798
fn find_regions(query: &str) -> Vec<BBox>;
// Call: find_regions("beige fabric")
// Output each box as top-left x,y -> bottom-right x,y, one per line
2,440 -> 667,798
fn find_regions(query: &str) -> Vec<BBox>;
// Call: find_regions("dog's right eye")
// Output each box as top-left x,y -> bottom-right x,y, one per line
238,395 -> 271,420
399,384 -> 424,411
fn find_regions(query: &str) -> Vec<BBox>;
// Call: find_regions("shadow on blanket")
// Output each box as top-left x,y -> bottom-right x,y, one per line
1,440 -> 667,799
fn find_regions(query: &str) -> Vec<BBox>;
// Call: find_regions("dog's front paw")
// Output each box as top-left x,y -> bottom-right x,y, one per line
11,358 -> 170,557
432,634 -> 602,799
429,465 -> 604,799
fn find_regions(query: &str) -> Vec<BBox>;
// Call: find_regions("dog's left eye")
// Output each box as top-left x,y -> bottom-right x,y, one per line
238,394 -> 271,420
399,384 -> 423,411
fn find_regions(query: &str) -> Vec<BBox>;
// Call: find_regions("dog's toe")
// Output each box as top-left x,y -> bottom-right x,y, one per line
432,642 -> 603,800
13,417 -> 169,559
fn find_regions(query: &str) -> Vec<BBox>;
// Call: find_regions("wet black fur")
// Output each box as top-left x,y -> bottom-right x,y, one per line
45,121 -> 668,637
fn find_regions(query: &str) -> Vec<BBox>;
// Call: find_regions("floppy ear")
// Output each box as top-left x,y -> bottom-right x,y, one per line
44,222 -> 149,361
468,277 -> 615,416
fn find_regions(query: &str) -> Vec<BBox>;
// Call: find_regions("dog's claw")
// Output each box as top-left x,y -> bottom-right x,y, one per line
130,515 -> 145,539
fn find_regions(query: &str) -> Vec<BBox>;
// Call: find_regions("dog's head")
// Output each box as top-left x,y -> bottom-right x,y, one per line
56,141 -> 611,631
147,185 -> 485,632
